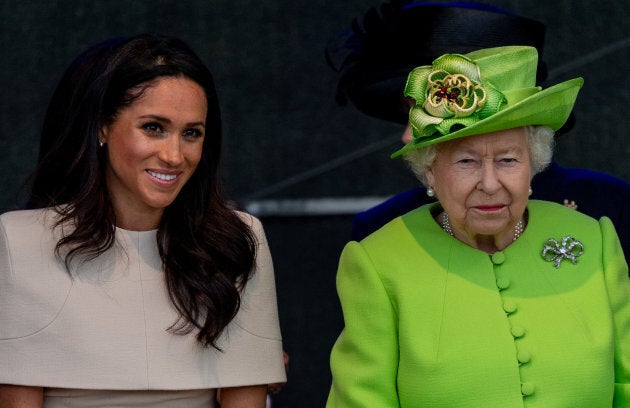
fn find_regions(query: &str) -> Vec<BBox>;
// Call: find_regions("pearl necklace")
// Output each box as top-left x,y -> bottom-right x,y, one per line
441,212 -> 525,241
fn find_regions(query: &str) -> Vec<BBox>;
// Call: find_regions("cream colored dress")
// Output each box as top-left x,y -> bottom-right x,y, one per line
0,208 -> 285,407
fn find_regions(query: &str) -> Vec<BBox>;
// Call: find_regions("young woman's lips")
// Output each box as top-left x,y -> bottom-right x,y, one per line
146,169 -> 180,186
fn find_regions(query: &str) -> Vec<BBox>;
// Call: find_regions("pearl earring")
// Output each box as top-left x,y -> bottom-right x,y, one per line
426,187 -> 435,197
528,186 -> 533,196
98,138 -> 105,148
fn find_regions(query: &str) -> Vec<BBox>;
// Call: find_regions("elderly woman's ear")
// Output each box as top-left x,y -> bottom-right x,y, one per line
425,166 -> 435,189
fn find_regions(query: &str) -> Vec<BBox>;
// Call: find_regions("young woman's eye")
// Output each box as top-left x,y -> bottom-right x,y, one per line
142,122 -> 163,133
183,128 -> 203,138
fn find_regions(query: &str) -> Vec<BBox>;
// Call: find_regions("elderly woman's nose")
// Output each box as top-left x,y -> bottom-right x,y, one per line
478,161 -> 501,192
401,124 -> 413,144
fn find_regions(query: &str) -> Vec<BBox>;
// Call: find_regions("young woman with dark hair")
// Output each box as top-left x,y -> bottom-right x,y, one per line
0,34 -> 285,407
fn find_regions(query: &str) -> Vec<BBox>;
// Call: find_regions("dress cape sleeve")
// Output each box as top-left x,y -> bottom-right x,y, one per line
0,210 -> 285,389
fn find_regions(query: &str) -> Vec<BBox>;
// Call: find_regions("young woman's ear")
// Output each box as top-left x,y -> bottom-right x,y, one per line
98,126 -> 108,147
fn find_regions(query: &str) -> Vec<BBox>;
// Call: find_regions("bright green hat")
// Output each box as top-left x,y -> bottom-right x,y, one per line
391,46 -> 583,158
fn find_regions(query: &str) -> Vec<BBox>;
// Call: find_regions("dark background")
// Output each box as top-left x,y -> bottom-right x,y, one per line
1,1 -> 628,406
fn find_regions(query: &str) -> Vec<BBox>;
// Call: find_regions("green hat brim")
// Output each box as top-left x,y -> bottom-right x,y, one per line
391,76 -> 584,158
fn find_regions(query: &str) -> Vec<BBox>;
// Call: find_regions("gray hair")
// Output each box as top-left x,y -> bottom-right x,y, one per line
402,125 -> 555,186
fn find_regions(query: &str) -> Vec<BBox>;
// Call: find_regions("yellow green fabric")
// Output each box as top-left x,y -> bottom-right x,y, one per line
391,46 -> 583,158
327,200 -> 630,407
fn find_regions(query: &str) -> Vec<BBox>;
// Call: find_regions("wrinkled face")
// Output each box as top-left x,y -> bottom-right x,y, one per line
101,76 -> 207,229
425,127 -> 531,247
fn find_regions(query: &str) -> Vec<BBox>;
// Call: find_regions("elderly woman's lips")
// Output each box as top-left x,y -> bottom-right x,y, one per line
474,205 -> 506,211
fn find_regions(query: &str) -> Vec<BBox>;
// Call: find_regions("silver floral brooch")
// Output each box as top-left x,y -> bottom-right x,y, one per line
541,236 -> 584,268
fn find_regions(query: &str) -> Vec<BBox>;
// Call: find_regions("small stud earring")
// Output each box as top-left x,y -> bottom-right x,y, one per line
528,186 -> 533,196
426,187 -> 435,197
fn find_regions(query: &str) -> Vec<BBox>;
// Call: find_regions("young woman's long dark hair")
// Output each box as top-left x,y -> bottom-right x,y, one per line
27,34 -> 256,349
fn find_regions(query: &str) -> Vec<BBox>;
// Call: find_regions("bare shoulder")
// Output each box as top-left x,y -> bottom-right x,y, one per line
0,384 -> 43,408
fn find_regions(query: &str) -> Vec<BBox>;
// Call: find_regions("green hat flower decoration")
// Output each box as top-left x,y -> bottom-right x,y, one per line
405,53 -> 506,139
391,46 -> 584,158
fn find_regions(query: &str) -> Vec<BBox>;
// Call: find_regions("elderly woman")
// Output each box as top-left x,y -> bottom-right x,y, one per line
326,46 -> 630,407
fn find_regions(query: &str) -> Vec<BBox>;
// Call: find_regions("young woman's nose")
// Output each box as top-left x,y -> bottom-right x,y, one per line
158,135 -> 184,166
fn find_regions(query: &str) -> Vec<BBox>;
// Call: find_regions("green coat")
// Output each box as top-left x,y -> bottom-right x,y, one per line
327,200 -> 630,407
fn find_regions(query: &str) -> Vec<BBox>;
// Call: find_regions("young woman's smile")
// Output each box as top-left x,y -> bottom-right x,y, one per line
101,76 -> 207,230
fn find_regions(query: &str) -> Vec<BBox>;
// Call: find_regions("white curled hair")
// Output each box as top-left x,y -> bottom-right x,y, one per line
402,125 -> 555,186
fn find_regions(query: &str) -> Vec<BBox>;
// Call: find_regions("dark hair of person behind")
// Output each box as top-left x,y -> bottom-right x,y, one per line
26,34 -> 257,349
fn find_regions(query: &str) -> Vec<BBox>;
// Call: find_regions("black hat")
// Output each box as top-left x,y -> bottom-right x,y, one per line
326,1 -> 547,124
